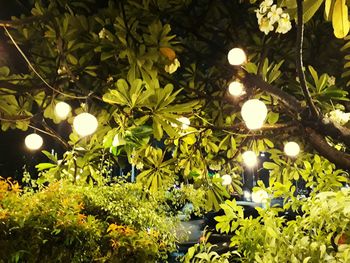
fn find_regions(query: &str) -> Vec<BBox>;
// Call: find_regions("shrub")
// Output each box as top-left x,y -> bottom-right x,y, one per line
0,178 -> 177,262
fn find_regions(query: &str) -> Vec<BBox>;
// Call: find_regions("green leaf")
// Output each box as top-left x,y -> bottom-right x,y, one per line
35,162 -> 57,171
0,66 -> 10,77
263,162 -> 280,170
267,112 -> 279,124
303,0 -> 324,23
152,117 -> 163,140
325,0 -> 335,21
332,0 -> 349,38
308,65 -> 318,84
67,54 -> 78,65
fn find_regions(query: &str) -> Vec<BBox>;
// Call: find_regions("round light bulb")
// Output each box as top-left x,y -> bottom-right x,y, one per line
177,116 -> 190,129
221,174 -> 232,186
73,112 -> 98,137
242,150 -> 257,167
25,133 -> 43,150
227,48 -> 247,66
55,101 -> 71,119
284,141 -> 300,157
241,99 -> 268,130
252,189 -> 269,203
228,81 -> 245,97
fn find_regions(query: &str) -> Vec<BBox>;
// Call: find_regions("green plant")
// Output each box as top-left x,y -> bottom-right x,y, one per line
0,178 -> 177,262
181,232 -> 232,263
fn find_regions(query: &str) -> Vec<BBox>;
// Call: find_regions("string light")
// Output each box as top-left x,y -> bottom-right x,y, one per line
284,141 -> 300,157
228,81 -> 245,97
55,101 -> 71,119
227,48 -> 247,66
241,99 -> 268,130
242,150 -> 258,167
25,133 -> 43,150
221,174 -> 232,186
73,112 -> 98,137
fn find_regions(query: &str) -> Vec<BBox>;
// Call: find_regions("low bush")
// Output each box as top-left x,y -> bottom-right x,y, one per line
0,177 -> 177,263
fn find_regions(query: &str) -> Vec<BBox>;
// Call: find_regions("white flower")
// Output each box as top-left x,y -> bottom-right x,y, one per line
165,58 -> 180,74
327,76 -> 336,86
259,17 -> 274,35
99,28 -> 106,39
276,13 -> 292,34
57,66 -> 67,74
259,0 -> 274,13
177,116 -> 190,129
255,10 -> 264,25
327,109 -> 350,126
267,5 -> 283,24
107,76 -> 114,83
136,162 -> 144,170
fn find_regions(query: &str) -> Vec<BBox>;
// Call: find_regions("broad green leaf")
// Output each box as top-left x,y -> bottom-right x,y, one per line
152,117 -> 163,140
35,162 -> 57,171
308,65 -> 318,84
325,0 -> 335,21
267,112 -> 279,124
67,54 -> 78,65
332,0 -> 349,38
263,162 -> 280,170
303,0 -> 324,23
0,66 -> 10,77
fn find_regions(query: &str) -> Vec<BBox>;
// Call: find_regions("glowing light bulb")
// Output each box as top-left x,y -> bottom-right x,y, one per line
242,150 -> 257,167
241,99 -> 268,130
177,117 -> 190,129
55,101 -> 71,119
252,189 -> 269,203
25,133 -> 43,150
228,81 -> 245,97
73,112 -> 98,137
221,174 -> 232,186
284,141 -> 300,157
227,48 -> 247,66
243,190 -> 251,200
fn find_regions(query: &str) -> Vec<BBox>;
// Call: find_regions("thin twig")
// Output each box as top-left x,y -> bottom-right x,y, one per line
0,115 -> 32,122
41,120 -> 70,149
2,26 -> 87,100
296,0 -> 319,118
0,15 -> 47,27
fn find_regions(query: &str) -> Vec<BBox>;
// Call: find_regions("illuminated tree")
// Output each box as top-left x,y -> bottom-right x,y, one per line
0,0 -> 350,210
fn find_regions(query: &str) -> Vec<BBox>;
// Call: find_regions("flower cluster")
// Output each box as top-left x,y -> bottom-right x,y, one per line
255,0 -> 292,35
325,109 -> 350,126
164,58 -> 180,74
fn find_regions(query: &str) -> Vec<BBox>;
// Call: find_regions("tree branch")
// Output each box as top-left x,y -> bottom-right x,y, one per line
242,73 -> 303,114
3,26 -> 87,100
0,80 -> 45,93
296,0 -> 320,118
41,120 -> 70,150
241,72 -> 350,169
306,127 -> 350,170
191,122 -> 297,134
0,114 -> 32,122
0,15 -> 47,27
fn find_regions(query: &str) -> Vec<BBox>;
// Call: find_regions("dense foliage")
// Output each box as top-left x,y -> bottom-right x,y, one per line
183,161 -> 350,262
0,0 -> 349,207
1,0 -> 350,262
0,177 -> 177,262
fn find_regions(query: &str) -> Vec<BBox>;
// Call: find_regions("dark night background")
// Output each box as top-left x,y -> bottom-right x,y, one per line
0,0 -> 67,180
